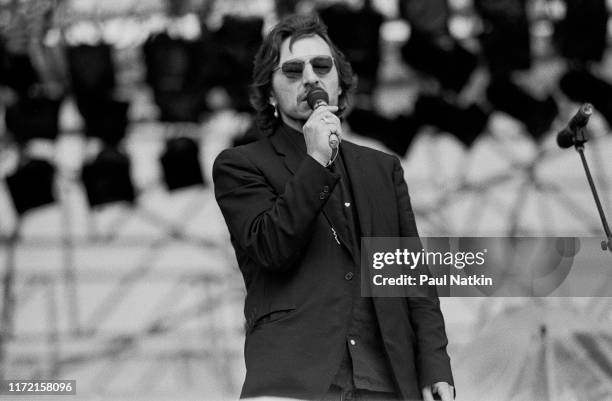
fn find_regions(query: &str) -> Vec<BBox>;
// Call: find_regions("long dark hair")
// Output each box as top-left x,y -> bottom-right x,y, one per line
250,14 -> 355,135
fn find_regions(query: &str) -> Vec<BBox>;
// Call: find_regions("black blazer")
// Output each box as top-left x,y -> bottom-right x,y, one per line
213,126 -> 454,400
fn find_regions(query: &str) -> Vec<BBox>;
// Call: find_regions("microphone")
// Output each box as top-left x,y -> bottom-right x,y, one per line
557,103 -> 593,149
306,87 -> 339,149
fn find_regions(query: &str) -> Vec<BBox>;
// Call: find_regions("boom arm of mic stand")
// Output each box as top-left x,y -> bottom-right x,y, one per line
573,128 -> 612,254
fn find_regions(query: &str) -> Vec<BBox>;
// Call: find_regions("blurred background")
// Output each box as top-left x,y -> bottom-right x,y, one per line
0,0 -> 612,400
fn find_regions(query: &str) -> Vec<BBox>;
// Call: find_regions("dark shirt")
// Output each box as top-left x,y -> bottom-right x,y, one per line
281,123 -> 396,393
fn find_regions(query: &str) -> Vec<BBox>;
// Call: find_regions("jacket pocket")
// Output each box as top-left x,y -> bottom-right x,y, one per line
248,304 -> 296,333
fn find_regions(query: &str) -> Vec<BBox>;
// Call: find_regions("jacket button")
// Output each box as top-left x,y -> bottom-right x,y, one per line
345,272 -> 354,281
319,193 -> 326,200
323,186 -> 330,193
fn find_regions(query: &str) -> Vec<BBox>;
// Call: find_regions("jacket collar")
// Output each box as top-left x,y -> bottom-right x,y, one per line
269,123 -> 305,175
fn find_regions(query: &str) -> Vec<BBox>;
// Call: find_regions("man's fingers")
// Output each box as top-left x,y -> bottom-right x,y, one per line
324,114 -> 342,138
321,105 -> 338,113
422,386 -> 435,401
439,386 -> 453,401
311,105 -> 337,117
434,382 -> 454,401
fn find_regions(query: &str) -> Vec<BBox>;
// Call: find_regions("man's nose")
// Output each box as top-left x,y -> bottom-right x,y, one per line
302,63 -> 319,86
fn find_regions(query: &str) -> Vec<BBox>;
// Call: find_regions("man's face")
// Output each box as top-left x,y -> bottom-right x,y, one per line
270,35 -> 341,130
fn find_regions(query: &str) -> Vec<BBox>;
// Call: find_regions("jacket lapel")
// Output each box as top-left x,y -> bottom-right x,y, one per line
341,142 -> 374,238
269,128 -> 343,240
270,131 -> 374,250
269,128 -> 304,175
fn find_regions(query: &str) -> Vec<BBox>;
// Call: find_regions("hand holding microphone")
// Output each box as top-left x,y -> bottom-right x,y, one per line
303,87 -> 342,166
307,88 -> 340,149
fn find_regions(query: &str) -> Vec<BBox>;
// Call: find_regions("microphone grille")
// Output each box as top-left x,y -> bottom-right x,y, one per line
306,88 -> 329,110
557,129 -> 575,148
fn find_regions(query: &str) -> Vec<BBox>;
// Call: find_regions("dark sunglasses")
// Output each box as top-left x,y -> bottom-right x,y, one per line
274,56 -> 334,79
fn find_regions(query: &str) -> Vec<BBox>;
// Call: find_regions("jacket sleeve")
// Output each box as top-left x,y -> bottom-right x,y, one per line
213,147 -> 340,273
391,157 -> 455,389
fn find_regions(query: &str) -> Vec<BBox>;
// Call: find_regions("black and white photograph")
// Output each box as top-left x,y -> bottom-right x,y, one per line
0,0 -> 611,400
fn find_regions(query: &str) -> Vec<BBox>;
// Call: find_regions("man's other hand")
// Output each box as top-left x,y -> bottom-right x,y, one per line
422,381 -> 454,401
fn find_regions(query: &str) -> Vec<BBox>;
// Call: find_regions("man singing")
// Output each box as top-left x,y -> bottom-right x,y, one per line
213,14 -> 454,401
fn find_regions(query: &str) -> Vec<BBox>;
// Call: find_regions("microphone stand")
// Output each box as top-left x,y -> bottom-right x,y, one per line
570,127 -> 612,255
